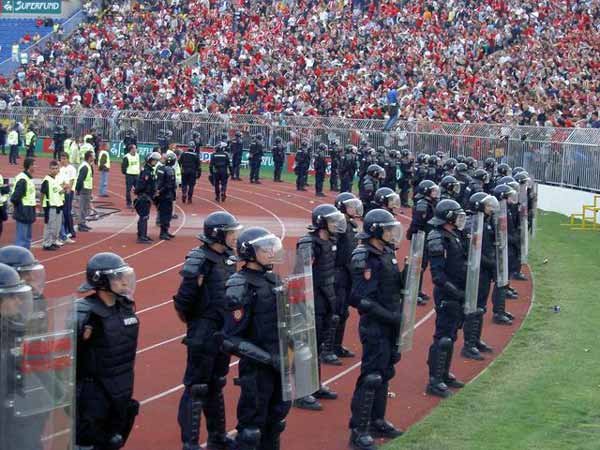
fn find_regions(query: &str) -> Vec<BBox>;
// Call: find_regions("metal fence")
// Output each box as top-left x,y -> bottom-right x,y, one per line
1,106 -> 599,192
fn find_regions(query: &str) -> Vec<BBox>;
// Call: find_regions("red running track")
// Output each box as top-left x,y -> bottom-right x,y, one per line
0,156 -> 534,450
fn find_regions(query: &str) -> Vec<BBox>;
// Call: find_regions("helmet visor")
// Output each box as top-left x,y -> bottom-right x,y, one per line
430,186 -> 440,199
107,266 -> 137,299
450,183 -> 461,195
483,195 -> 500,215
386,193 -> 401,212
507,189 -> 518,204
381,221 -> 404,245
455,212 -> 467,231
325,211 -> 348,234
507,181 -> 519,192
251,234 -> 284,266
343,198 -> 364,218
18,263 -> 46,297
0,284 -> 33,324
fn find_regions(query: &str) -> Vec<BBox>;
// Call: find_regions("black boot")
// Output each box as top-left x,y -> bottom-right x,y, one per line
444,344 -> 465,388
475,312 -> 493,353
235,428 -> 261,450
426,338 -> 452,398
293,395 -> 322,411
204,381 -> 234,450
313,384 -> 338,400
492,286 -> 513,325
349,374 -> 381,450
260,420 -> 286,450
370,381 -> 403,438
182,384 -> 208,450
160,225 -> 171,240
461,313 -> 484,360
320,314 -> 342,366
334,317 -> 355,358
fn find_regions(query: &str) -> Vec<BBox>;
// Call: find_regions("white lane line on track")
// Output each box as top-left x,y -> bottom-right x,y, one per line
139,308 -> 436,407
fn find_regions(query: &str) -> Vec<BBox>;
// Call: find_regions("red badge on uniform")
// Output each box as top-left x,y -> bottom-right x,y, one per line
363,269 -> 372,281
233,308 -> 244,322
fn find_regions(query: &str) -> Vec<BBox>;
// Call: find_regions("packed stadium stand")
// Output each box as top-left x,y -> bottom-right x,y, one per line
0,0 -> 598,127
0,18 -> 56,62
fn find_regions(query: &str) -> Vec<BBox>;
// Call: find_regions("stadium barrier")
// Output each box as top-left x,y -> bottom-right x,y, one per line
1,107 -> 599,192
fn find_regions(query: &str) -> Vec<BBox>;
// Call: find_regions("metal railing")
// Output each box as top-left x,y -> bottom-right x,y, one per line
2,106 -> 599,192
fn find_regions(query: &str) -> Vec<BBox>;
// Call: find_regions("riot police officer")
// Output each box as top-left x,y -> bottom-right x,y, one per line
53,124 -> 66,160
424,155 -> 440,183
465,156 -> 478,176
314,144 -> 328,197
359,164 -> 385,215
329,140 -> 341,191
294,204 -> 348,410
398,149 -> 414,207
174,212 -> 242,450
467,169 -> 490,198
407,180 -> 439,304
294,142 -> 310,191
158,129 -> 172,154
439,175 -> 461,202
412,154 -> 429,200
230,131 -> 244,181
122,127 -> 137,150
333,192 -> 363,358
381,150 -> 397,190
0,245 -> 46,332
248,135 -> 264,184
156,151 -> 177,240
272,137 -> 286,182
442,158 -> 457,178
209,143 -> 232,203
75,253 -> 140,449
494,163 -> 511,186
454,163 -> 472,207
179,143 -> 202,204
372,187 -> 401,216
425,200 -> 468,398
340,145 -> 357,193
358,148 -> 377,182
134,152 -> 160,243
223,227 -> 291,450
348,209 -> 405,450
461,193 -> 499,360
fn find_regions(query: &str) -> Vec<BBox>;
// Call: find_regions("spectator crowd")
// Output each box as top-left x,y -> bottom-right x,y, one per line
0,0 -> 598,128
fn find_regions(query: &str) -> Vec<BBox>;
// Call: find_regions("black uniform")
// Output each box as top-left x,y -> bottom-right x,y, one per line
134,163 -> 156,241
209,149 -> 232,202
230,138 -> 244,180
398,157 -> 414,206
75,294 -> 140,448
314,152 -> 327,196
334,217 -> 359,354
412,164 -> 428,200
294,149 -> 310,191
507,202 -> 521,276
455,173 -> 472,206
407,197 -> 436,298
359,175 -> 378,215
348,243 -> 403,431
248,140 -> 264,183
52,126 -> 66,160
329,146 -> 340,191
340,153 -> 356,193
174,246 -> 237,449
381,157 -> 396,190
224,269 -> 291,450
426,226 -> 468,388
478,213 -> 496,312
155,163 -> 177,236
179,150 -> 202,203
272,143 -> 285,182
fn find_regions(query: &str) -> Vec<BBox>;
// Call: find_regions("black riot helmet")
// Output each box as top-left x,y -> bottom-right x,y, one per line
497,175 -> 519,192
236,227 -> 282,269
373,187 -> 401,214
416,179 -> 440,198
274,136 -> 282,145
357,209 -> 403,246
493,184 -> 518,203
496,163 -> 511,177
334,192 -> 363,218
469,192 -> 499,215
439,175 -> 461,196
0,245 -> 45,297
0,262 -> 33,328
512,166 -> 525,176
318,143 -> 327,152
377,146 -> 386,155
472,169 -> 490,183
514,172 -> 530,185
235,131 -> 242,138
400,148 -> 410,158
484,157 -> 497,171
366,164 -> 385,179
455,163 -> 469,175
465,156 -> 477,170
456,155 -> 466,164
146,151 -> 161,165
443,158 -> 457,172
80,252 -> 136,299
198,211 -> 242,248
428,155 -> 439,167
310,204 -> 347,234
165,150 -> 177,166
416,153 -> 429,164
429,199 -> 466,230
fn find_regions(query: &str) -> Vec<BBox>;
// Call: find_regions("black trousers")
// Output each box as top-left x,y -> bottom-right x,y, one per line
249,158 -> 261,182
315,172 -> 325,194
157,196 -> 173,231
125,174 -> 138,206
232,154 -> 242,179
340,175 -> 353,193
274,160 -> 284,181
134,197 -> 151,238
214,172 -> 228,198
9,145 -> 18,164
181,171 -> 197,200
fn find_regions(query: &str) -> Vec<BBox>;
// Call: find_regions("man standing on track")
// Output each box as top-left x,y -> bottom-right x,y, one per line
209,143 -> 232,203
248,134 -> 264,184
180,144 -> 202,204
230,131 -> 244,181
97,145 -> 111,198
121,144 -> 141,209
271,137 -> 285,183
294,141 -> 310,191
314,144 -> 328,197
75,150 -> 95,233
174,212 -> 242,450
134,152 -> 160,244
10,157 -> 37,248
58,152 -> 77,243
155,151 -> 177,241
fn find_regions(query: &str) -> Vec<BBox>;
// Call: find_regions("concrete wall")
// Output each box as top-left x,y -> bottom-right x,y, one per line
538,184 -> 599,217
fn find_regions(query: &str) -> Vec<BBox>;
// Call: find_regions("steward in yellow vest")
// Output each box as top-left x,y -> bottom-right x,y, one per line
10,161 -> 37,225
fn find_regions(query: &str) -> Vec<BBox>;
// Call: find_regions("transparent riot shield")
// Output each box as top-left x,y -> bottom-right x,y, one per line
397,230 -> 425,352
495,199 -> 509,288
464,212 -> 484,315
1,296 -> 76,450
519,184 -> 529,264
276,247 -> 320,402
531,181 -> 538,239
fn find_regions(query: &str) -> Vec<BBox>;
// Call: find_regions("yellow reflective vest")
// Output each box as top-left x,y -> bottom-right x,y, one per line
11,172 -> 36,206
0,174 -> 8,206
78,161 -> 93,190
124,153 -> 140,175
25,130 -> 36,147
42,175 -> 64,207
7,130 -> 19,146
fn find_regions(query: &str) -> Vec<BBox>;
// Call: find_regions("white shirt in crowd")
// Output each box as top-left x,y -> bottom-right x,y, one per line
58,164 -> 77,190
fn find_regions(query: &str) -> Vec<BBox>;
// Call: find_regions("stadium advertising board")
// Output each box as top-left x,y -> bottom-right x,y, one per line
1,0 -> 62,14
